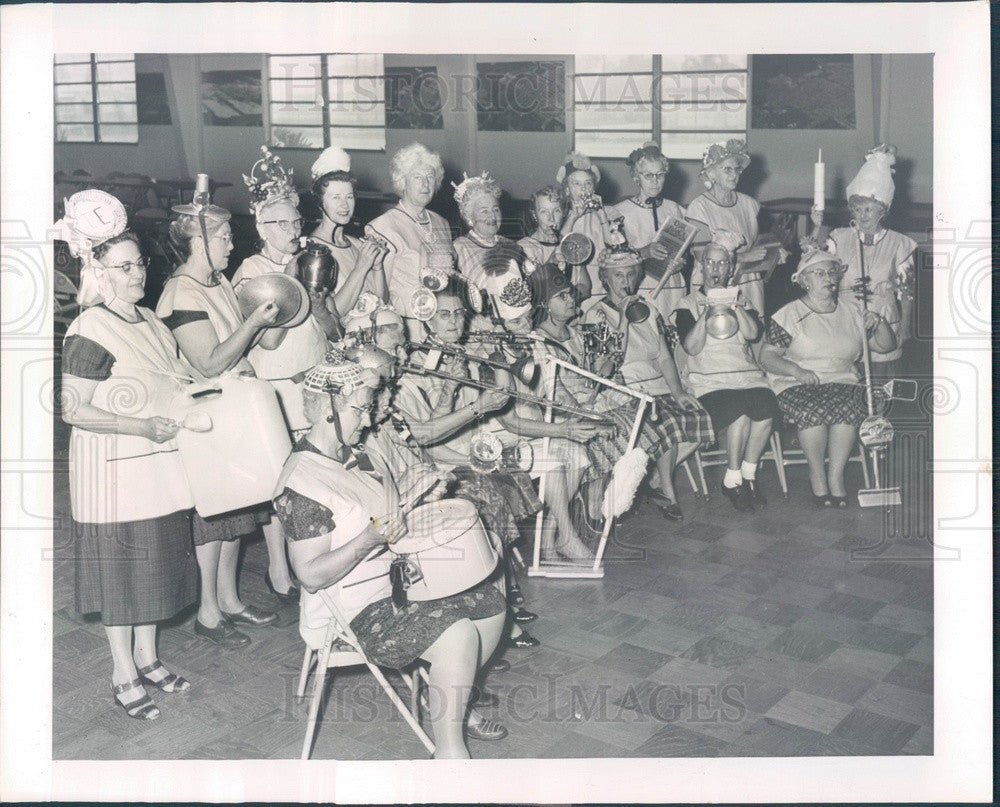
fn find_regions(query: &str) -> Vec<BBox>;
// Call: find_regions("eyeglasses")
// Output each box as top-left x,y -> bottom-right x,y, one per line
703,259 -> 732,270
260,218 -> 303,232
214,232 -> 233,243
717,166 -> 744,176
639,171 -> 667,182
804,268 -> 843,279
435,308 -> 466,322
104,256 -> 149,272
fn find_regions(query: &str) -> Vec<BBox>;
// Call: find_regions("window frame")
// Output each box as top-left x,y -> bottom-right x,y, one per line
265,53 -> 387,153
54,54 -> 138,145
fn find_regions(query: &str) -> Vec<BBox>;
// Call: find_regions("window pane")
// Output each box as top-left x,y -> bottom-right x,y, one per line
575,105 -> 651,131
575,55 -> 651,73
97,82 -> 136,102
660,54 -> 747,72
98,103 -> 138,123
328,126 -> 385,151
268,54 -> 322,81
56,83 -> 93,103
661,131 -> 740,160
328,101 -> 385,127
55,104 -> 94,123
54,63 -> 93,83
270,102 -> 323,126
95,53 -> 134,63
56,123 -> 95,142
95,61 -> 135,82
327,53 -> 383,77
270,125 -> 325,148
328,75 -> 384,102
575,73 -> 652,104
54,53 -> 91,64
99,123 -> 138,143
661,101 -> 746,130
576,129 -> 651,158
660,71 -> 746,103
269,78 -> 322,105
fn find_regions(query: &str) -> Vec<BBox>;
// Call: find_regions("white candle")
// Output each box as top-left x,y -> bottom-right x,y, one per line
813,148 -> 825,211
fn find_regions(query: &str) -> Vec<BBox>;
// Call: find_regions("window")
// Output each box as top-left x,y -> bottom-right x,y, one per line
54,53 -> 138,143
574,55 -> 748,160
266,54 -> 386,151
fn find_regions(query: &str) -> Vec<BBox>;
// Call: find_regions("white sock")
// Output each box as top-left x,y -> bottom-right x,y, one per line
723,468 -> 743,488
741,461 -> 758,481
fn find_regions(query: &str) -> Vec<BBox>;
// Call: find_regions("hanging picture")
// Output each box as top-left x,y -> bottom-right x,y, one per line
201,69 -> 262,126
136,72 -> 171,125
476,60 -> 565,132
750,54 -> 855,129
385,66 -> 444,129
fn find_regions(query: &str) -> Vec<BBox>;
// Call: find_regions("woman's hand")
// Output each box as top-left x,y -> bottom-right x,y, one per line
371,512 -> 408,545
355,237 -> 385,274
862,310 -> 886,333
477,389 -> 511,414
141,416 -> 179,443
246,300 -> 281,329
740,245 -> 768,263
644,242 -> 671,262
673,391 -> 701,411
560,419 -> 601,443
810,204 -> 824,228
793,367 -> 820,385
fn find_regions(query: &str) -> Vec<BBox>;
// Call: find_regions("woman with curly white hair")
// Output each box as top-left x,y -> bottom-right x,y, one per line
366,142 -> 453,337
451,171 -> 517,290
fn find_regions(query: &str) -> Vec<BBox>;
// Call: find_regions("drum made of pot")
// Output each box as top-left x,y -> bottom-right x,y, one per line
390,498 -> 499,601
170,375 -> 292,517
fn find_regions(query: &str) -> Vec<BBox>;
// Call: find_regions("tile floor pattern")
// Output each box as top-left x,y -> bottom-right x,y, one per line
51,447 -> 934,761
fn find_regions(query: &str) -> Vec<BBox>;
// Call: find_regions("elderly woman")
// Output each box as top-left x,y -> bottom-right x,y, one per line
306,145 -> 388,308
821,143 -> 917,379
451,172 -> 518,290
611,142 -> 688,321
273,350 -> 509,759
57,191 -> 198,720
366,143 -> 454,337
581,249 -> 714,519
156,194 -> 280,645
673,243 -> 780,511
517,185 -> 567,267
759,250 -> 896,506
686,139 -> 770,316
560,151 -> 612,299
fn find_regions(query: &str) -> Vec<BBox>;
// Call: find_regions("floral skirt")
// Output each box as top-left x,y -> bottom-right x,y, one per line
449,468 -> 542,549
350,580 -> 507,669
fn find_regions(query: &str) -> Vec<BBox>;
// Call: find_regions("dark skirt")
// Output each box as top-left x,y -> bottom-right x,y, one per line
699,387 -> 781,432
777,382 -> 870,429
192,505 -> 270,546
350,580 -> 507,668
74,510 -> 198,626
450,469 -> 542,549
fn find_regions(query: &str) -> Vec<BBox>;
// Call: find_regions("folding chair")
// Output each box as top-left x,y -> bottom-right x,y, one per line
690,431 -> 789,499
53,269 -> 80,328
296,589 -> 434,760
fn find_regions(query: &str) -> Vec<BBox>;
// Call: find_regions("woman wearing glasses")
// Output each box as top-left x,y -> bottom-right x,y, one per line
57,190 -> 198,720
759,249 -> 896,506
156,192 -> 282,648
610,142 -> 688,320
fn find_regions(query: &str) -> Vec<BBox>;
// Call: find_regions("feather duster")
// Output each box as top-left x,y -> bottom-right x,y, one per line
602,447 -> 650,519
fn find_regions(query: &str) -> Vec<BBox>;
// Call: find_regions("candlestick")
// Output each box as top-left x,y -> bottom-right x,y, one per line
813,149 -> 825,212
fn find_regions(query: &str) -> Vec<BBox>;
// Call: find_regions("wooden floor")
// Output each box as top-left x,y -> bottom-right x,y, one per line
51,414 -> 934,761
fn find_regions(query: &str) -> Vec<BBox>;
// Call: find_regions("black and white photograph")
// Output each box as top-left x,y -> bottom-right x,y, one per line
0,2 -> 991,804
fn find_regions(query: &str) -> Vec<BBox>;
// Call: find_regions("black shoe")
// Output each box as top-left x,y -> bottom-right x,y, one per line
743,479 -> 767,508
194,619 -> 251,648
513,608 -> 538,624
509,631 -> 540,649
221,604 -> 278,628
721,482 -> 755,513
507,587 -> 525,607
649,491 -> 683,521
829,495 -> 848,508
264,571 -> 300,606
811,493 -> 833,508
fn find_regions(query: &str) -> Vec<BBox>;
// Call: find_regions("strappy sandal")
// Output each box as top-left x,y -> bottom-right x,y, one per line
137,660 -> 191,693
112,678 -> 160,721
465,716 -> 508,741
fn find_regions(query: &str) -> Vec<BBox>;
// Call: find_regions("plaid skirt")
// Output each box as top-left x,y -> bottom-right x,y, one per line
74,510 -> 198,626
350,580 -> 507,669
449,469 -> 542,549
777,382 -> 872,429
192,505 -> 270,546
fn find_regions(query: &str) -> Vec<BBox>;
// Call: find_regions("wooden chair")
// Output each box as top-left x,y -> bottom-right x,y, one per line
295,589 -> 434,760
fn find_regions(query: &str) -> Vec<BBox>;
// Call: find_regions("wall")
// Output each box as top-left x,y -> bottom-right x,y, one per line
54,52 -> 933,218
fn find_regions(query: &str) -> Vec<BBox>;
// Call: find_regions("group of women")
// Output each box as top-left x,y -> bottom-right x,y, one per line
57,134 -> 914,757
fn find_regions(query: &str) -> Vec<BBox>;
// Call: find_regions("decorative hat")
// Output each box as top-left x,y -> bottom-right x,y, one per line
243,145 -> 299,215
310,145 -> 352,181
709,228 -> 746,254
845,143 -> 897,209
343,292 -> 404,334
528,261 -> 572,308
52,189 -> 129,307
597,246 -> 643,271
483,258 -> 531,319
170,173 -> 232,224
556,150 -> 600,185
626,141 -> 668,172
791,248 -> 844,285
452,171 -> 499,210
699,138 -> 751,178
303,348 -> 377,397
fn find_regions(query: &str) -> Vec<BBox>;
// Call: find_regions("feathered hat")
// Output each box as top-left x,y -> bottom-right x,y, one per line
243,145 -> 299,215
52,189 -> 129,307
845,143 -> 897,209
310,145 -> 351,182
699,138 -> 751,180
556,150 -> 600,185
